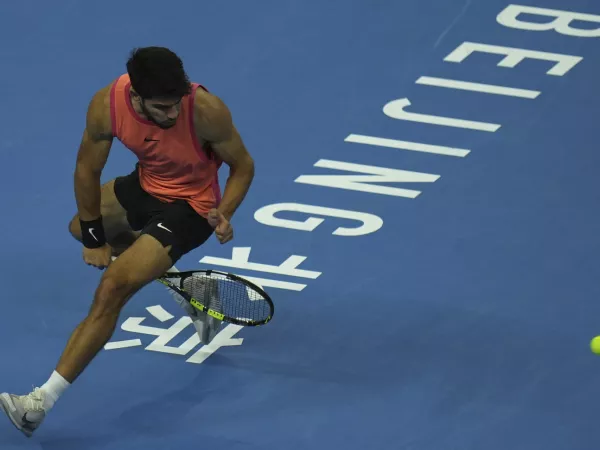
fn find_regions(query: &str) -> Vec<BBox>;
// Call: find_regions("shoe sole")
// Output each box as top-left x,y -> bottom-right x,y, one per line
0,394 -> 33,438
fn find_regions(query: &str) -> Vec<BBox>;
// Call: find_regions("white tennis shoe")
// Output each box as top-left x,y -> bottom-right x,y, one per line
0,387 -> 47,438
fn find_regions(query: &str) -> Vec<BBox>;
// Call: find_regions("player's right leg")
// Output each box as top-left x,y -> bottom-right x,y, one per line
0,233 -> 174,438
68,179 -> 139,255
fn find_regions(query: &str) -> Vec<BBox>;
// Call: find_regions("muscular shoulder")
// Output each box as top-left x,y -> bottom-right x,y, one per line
86,83 -> 114,141
192,88 -> 234,143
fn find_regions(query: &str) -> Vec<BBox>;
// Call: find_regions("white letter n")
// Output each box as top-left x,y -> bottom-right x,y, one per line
295,159 -> 439,199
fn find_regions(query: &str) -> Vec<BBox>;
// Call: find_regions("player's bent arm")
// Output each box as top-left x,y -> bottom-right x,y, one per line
74,86 -> 114,221
194,92 -> 255,221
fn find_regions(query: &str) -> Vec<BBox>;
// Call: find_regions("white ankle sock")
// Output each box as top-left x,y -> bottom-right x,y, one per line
40,370 -> 71,410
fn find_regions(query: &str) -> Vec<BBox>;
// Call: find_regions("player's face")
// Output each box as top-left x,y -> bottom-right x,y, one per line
142,97 -> 182,129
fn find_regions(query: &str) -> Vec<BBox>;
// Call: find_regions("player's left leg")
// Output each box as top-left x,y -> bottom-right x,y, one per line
68,178 -> 140,256
0,233 -> 174,438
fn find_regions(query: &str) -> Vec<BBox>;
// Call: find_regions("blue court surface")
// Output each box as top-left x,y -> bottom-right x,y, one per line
2,0 -> 600,449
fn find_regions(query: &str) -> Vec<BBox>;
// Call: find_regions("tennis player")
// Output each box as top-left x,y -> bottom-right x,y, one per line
0,46 -> 255,437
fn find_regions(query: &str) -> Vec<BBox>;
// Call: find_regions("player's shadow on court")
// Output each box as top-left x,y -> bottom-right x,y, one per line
107,371 -> 222,436
38,435 -> 118,450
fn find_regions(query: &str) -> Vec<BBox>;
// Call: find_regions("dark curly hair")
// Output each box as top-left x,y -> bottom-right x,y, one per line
126,47 -> 191,100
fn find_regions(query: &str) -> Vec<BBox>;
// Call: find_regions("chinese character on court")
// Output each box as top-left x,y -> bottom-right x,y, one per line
104,305 -> 243,364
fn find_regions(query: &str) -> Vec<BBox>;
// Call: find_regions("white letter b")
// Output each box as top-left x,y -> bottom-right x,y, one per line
497,5 -> 600,38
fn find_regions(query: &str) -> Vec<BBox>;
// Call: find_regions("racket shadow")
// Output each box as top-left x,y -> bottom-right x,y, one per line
207,354 -> 368,384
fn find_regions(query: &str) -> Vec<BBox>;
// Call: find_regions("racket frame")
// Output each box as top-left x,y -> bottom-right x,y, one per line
157,269 -> 274,327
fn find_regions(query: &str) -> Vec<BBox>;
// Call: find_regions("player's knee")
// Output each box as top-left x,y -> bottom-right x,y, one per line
68,215 -> 81,240
90,275 -> 135,318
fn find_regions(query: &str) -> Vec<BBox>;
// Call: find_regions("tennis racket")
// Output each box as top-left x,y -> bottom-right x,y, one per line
156,269 -> 274,327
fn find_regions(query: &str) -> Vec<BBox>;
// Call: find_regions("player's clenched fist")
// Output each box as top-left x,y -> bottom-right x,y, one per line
207,208 -> 233,244
83,244 -> 113,269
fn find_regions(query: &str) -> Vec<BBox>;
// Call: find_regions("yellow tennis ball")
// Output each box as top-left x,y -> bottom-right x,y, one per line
590,336 -> 600,354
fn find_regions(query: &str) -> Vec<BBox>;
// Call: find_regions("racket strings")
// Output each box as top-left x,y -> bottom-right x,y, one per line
182,274 -> 271,323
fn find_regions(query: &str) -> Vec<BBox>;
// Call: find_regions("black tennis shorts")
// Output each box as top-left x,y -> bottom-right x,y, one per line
113,165 -> 214,263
